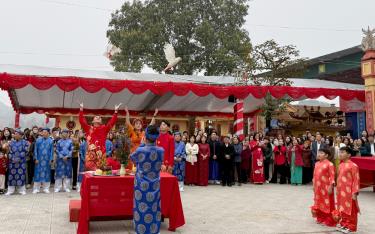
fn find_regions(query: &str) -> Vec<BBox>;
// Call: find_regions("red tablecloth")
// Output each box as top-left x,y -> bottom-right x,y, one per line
77,172 -> 185,234
351,157 -> 375,190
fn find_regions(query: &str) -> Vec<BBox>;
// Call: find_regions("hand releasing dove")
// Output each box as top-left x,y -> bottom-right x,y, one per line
163,43 -> 182,72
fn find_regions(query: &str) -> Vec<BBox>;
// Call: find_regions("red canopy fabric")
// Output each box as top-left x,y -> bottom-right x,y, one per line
351,157 -> 375,190
0,73 -> 365,101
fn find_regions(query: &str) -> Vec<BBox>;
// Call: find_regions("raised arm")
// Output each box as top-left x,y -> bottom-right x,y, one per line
79,104 -> 90,132
106,103 -> 121,130
124,106 -> 131,126
150,108 -> 158,126
106,112 -> 118,131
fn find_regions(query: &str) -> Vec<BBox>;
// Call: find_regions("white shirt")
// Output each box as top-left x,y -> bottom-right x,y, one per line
317,142 -> 321,154
185,143 -> 199,165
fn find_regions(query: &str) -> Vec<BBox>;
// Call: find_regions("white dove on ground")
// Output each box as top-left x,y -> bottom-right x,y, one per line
104,42 -> 121,59
163,43 -> 182,72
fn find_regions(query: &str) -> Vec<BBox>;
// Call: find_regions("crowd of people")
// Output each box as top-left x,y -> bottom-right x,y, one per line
1,123 -> 372,195
168,129 -> 373,192
0,119 -> 369,233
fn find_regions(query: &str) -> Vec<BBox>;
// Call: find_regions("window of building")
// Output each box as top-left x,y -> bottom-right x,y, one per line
318,64 -> 326,74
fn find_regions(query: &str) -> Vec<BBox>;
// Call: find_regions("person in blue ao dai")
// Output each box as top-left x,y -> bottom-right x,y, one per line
5,129 -> 29,196
55,129 -> 73,193
130,125 -> 164,234
33,128 -> 54,194
173,132 -> 186,192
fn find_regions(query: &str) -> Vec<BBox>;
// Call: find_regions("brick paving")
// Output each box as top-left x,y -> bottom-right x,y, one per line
0,184 -> 374,234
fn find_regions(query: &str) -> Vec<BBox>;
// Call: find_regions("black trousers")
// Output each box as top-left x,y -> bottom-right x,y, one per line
51,169 -> 55,184
302,167 -> 313,184
270,165 -> 287,184
285,164 -> 291,184
72,157 -> 78,187
234,162 -> 241,183
27,159 -> 35,185
240,169 -> 249,183
5,170 -> 9,189
221,161 -> 233,186
264,159 -> 270,181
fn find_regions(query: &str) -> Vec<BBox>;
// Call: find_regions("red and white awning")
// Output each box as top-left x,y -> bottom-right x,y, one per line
0,65 -> 364,117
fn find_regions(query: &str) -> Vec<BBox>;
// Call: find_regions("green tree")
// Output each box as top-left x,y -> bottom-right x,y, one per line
248,39 -> 306,128
107,0 -> 252,75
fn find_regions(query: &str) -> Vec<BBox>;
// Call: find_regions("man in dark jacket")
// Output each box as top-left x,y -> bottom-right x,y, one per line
219,136 -> 234,187
311,133 -> 327,166
208,132 -> 221,185
262,137 -> 273,182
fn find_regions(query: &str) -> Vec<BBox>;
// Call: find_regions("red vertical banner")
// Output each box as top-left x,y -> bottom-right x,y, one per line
365,91 -> 374,134
14,111 -> 20,129
234,99 -> 244,141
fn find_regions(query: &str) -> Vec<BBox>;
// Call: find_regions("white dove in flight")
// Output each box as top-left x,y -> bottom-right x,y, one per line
163,43 -> 182,72
104,42 -> 121,59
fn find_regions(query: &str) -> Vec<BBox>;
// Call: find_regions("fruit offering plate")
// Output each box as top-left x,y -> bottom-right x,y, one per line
92,169 -> 118,176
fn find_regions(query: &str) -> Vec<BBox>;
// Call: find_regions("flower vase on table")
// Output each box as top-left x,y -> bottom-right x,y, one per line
114,131 -> 131,176
120,164 -> 126,176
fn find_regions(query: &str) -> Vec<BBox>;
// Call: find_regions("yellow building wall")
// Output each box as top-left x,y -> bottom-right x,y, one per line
57,115 -> 232,136
57,116 -> 189,132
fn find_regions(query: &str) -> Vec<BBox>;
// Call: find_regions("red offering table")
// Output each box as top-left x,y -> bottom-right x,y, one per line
77,172 -> 185,234
351,157 -> 375,192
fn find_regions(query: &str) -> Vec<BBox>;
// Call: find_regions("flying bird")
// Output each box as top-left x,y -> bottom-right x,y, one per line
104,42 -> 121,59
163,43 -> 182,72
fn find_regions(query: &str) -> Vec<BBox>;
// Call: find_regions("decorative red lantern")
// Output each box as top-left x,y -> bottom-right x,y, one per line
66,120 -> 76,130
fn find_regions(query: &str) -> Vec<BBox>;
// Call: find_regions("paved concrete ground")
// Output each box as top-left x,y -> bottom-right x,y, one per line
0,184 -> 374,234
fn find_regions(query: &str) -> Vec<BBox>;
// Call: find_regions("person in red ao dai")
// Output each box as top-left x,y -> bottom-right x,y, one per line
335,146 -> 360,233
185,136 -> 199,185
197,135 -> 210,186
156,120 -> 175,174
250,133 -> 265,184
311,148 -> 336,227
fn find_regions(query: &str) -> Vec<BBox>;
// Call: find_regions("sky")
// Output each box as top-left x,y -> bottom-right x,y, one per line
0,0 -> 374,107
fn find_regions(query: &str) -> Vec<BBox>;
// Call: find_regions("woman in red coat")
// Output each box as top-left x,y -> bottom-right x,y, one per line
270,139 -> 288,184
250,133 -> 265,184
240,137 -> 251,183
197,135 -> 210,186
287,139 -> 304,185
